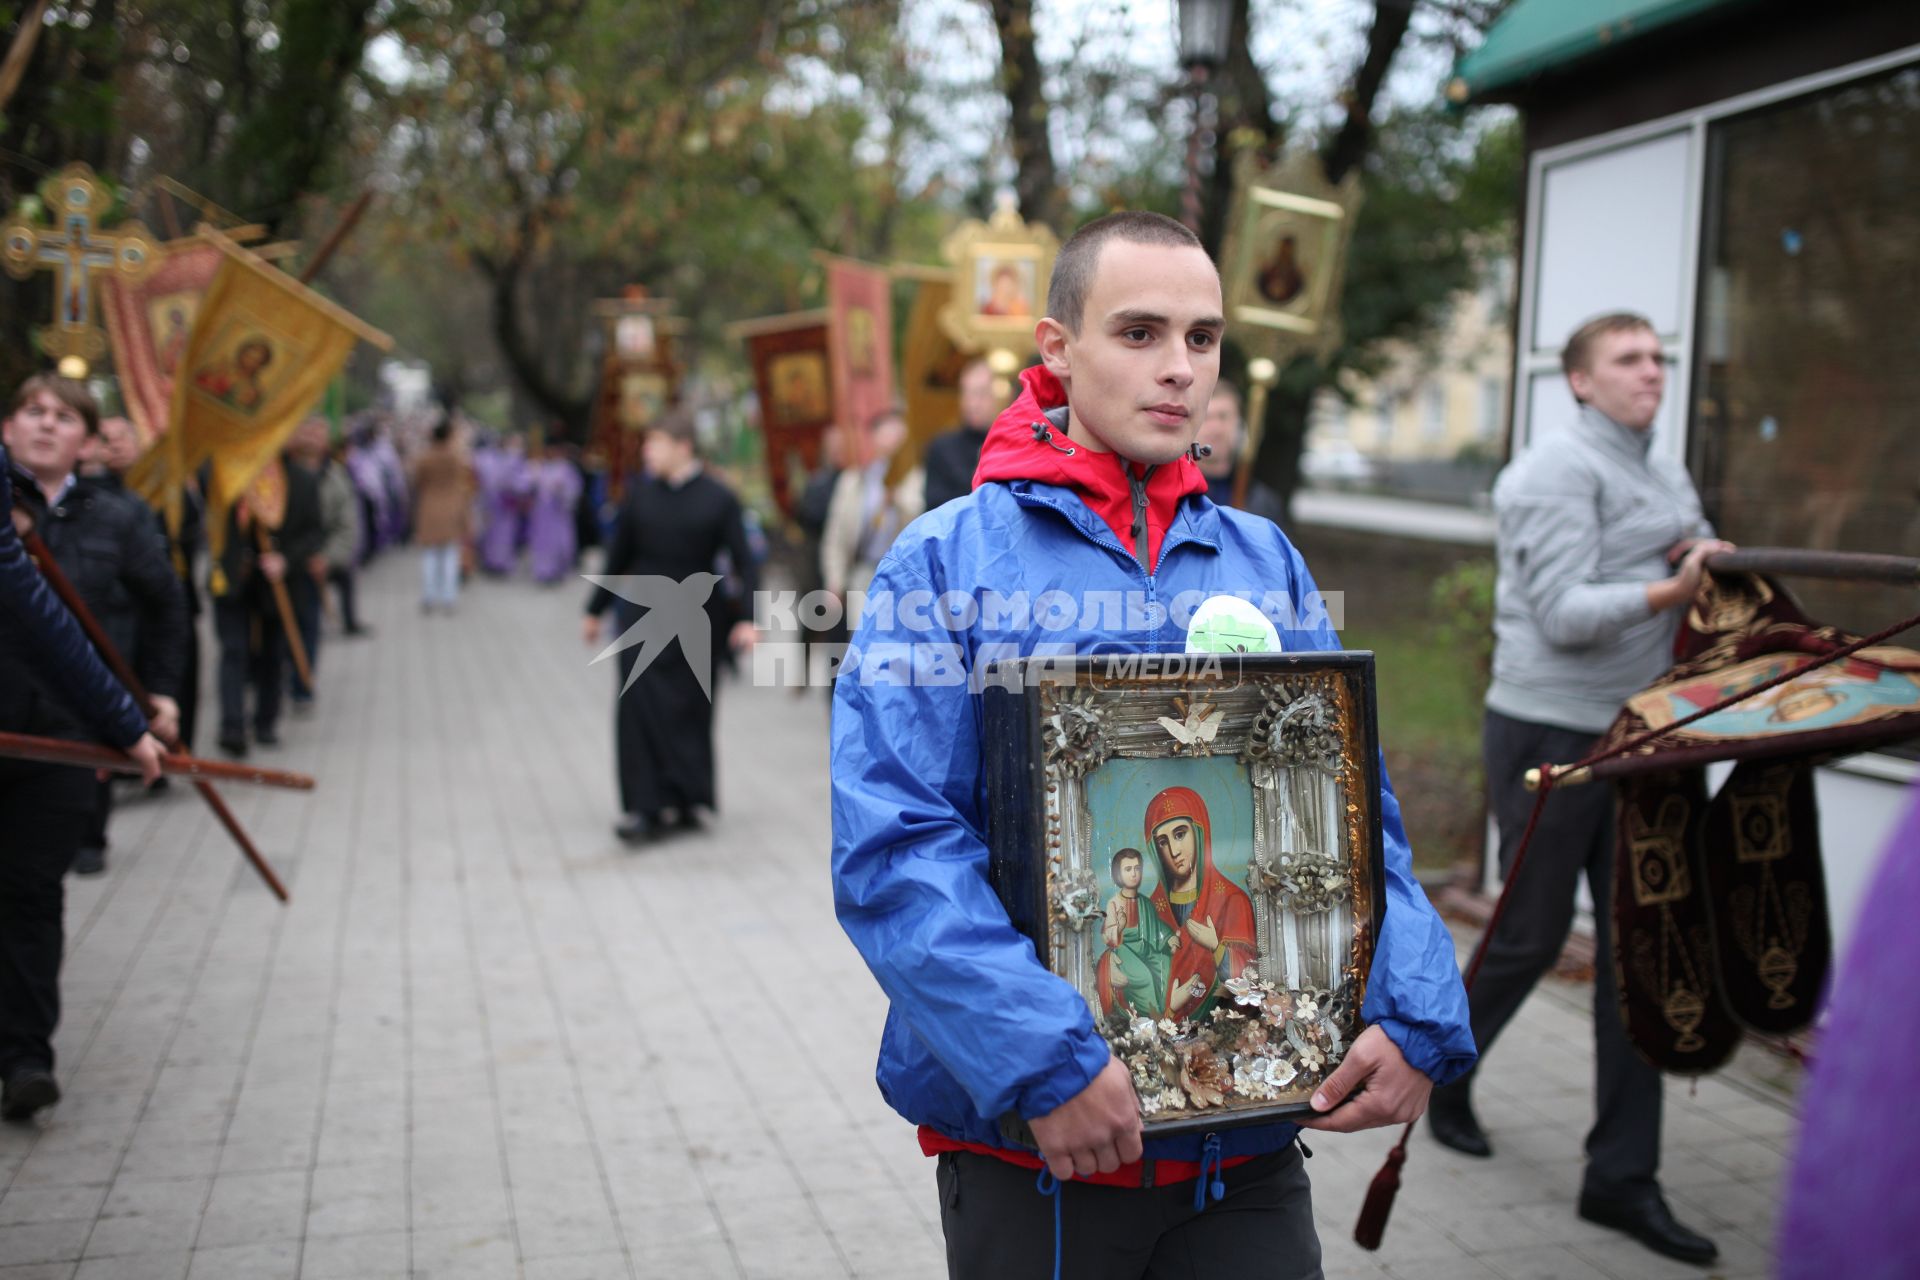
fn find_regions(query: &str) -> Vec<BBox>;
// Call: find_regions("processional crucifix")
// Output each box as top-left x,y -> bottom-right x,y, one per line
2,163 -> 157,372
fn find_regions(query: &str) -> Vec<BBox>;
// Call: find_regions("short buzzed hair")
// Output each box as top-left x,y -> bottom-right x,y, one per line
1047,211 -> 1206,335
1210,379 -> 1242,414
1561,312 -> 1656,384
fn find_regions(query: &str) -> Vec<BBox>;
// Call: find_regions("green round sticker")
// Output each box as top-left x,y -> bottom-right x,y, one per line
1185,595 -> 1282,654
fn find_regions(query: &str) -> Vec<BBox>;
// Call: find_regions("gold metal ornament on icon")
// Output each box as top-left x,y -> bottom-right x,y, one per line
937,193 -> 1058,401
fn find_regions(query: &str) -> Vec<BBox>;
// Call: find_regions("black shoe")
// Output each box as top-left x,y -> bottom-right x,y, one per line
72,846 -> 106,876
255,726 -> 279,747
344,624 -> 374,638
1426,1088 -> 1492,1158
614,813 -> 656,845
1,1068 -> 60,1121
218,735 -> 248,758
670,808 -> 703,833
1578,1188 -> 1718,1265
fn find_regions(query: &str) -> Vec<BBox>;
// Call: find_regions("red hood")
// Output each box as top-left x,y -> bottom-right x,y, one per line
971,365 -> 1207,573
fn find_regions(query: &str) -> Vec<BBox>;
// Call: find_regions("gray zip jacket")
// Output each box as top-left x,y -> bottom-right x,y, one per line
1485,404 -> 1713,734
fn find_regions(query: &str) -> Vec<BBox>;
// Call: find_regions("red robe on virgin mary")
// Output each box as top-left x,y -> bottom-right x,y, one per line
1138,785 -> 1258,1022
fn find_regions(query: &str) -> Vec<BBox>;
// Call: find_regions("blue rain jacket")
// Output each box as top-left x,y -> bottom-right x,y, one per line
830,414 -> 1475,1171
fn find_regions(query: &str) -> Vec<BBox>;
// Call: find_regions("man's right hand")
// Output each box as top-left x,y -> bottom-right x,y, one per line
125,732 -> 166,786
1647,538 -> 1735,612
1027,1055 -> 1142,1181
581,614 -> 602,647
259,551 -> 287,583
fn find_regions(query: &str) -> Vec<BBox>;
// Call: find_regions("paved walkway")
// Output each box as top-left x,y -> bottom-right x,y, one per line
0,557 -> 1792,1278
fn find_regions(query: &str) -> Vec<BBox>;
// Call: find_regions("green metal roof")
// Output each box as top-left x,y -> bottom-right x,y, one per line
1447,0 -> 1756,104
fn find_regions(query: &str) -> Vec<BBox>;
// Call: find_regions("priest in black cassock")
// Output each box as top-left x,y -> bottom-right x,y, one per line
582,410 -> 758,844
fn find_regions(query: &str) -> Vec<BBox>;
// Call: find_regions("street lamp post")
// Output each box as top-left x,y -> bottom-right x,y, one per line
1176,0 -> 1234,233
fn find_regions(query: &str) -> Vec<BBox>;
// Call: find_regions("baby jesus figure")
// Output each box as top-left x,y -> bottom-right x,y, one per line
1097,848 -> 1181,1018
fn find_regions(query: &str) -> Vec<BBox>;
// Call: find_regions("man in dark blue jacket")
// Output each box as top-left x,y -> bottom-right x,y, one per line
831,213 -> 1474,1277
12,403 -> 188,877
0,376 -> 167,1121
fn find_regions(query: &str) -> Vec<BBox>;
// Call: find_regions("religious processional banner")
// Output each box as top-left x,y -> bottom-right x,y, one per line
131,230 -> 388,558
99,237 -> 222,448
735,310 -> 832,521
1593,572 -> 1920,1075
898,272 -> 966,469
824,254 -> 894,469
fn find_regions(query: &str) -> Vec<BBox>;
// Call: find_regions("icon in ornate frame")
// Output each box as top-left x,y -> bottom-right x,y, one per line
984,651 -> 1385,1135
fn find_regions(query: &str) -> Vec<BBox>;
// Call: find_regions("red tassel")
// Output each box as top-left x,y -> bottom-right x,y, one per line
1353,1131 -> 1408,1251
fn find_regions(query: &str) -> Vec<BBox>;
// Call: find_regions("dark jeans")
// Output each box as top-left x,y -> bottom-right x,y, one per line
0,763 -> 92,1077
936,1148 -> 1322,1280
286,575 -> 321,701
81,775 -> 112,854
328,564 -> 361,631
1446,708 -> 1662,1197
214,595 -> 283,739
176,618 -> 201,751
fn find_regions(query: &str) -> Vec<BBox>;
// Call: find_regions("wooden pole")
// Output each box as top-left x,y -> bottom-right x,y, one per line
0,732 -> 313,791
18,527 -> 298,900
297,192 -> 371,285
1705,547 -> 1920,586
0,0 -> 53,116
253,522 -> 315,694
1232,358 -> 1279,510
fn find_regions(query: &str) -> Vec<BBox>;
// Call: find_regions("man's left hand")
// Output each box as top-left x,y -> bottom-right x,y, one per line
307,554 -> 329,582
728,621 -> 756,653
1296,1025 -> 1432,1133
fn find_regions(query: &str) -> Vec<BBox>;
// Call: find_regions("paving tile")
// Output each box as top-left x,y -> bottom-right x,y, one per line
299,1229 -> 410,1278
190,1170 -> 306,1249
408,1226 -> 518,1280
0,1219 -> 91,1267
0,1183 -> 107,1228
305,1199 -> 406,1243
522,1252 -> 636,1280
70,1245 -> 180,1280
183,1239 -> 298,1280
1480,1242 -> 1617,1280
83,1178 -> 208,1258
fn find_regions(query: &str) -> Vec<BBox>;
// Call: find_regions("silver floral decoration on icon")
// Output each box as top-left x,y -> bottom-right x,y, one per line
1042,687 -> 1114,779
1051,867 -> 1105,931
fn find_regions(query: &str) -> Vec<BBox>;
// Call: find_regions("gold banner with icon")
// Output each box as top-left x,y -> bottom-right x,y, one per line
130,230 -> 389,558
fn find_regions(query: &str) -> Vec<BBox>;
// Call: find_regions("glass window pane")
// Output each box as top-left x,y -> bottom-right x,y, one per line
1690,65 -> 1920,639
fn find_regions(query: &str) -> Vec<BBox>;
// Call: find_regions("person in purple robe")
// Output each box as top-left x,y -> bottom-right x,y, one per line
526,446 -> 582,584
477,435 -> 532,575
371,431 -> 410,547
1777,780 -> 1920,1279
345,435 -> 391,558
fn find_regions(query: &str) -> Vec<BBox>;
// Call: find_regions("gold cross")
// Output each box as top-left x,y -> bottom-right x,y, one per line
2,163 -> 158,372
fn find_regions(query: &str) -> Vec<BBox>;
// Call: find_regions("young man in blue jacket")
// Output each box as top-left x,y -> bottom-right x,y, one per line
831,211 -> 1475,1277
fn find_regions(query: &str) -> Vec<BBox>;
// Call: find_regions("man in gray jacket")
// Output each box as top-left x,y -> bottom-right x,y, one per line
1427,313 -> 1731,1265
